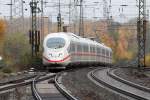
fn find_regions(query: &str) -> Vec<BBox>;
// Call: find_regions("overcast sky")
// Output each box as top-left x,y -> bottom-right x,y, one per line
0,0 -> 150,23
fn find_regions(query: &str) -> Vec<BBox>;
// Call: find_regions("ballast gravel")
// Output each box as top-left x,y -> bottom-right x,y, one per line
61,67 -> 133,100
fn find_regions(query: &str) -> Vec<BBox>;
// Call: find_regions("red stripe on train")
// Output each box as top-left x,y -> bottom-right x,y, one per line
71,52 -> 111,59
43,55 -> 70,63
44,52 -> 111,63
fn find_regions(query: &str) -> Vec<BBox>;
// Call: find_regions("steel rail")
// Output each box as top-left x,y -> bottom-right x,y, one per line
55,73 -> 78,100
0,74 -> 37,86
31,73 -> 56,100
0,72 -> 54,92
31,76 -> 42,100
90,68 -> 149,100
107,68 -> 150,93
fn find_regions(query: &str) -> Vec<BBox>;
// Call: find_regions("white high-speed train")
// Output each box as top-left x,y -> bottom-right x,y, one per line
43,32 -> 112,69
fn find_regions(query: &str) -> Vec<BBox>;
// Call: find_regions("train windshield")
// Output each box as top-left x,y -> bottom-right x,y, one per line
46,37 -> 66,49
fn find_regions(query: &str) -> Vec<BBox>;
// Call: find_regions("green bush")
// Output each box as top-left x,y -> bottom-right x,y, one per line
0,60 -> 5,69
2,67 -> 12,74
3,33 -> 32,70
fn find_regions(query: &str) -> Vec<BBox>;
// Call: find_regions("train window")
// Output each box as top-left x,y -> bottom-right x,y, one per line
87,45 -> 90,52
97,48 -> 99,53
90,46 -> 92,52
84,45 -> 88,52
83,45 -> 85,52
70,43 -> 75,52
100,48 -> 102,53
90,46 -> 95,53
93,47 -> 95,53
46,37 -> 65,49
102,49 -> 105,55
90,46 -> 93,53
83,44 -> 88,52
98,47 -> 101,54
110,52 -> 112,57
97,47 -> 101,53
106,50 -> 109,56
77,44 -> 82,52
81,44 -> 83,52
77,44 -> 79,51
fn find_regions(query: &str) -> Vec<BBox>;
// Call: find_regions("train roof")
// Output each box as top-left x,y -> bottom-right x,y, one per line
45,32 -> 112,51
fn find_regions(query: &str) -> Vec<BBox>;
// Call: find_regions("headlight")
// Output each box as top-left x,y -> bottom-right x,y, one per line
49,53 -> 52,56
59,53 -> 62,57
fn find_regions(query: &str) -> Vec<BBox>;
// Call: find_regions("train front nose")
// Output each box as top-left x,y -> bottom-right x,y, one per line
44,52 -> 63,64
48,53 -> 63,62
43,36 -> 69,67
43,51 -> 70,65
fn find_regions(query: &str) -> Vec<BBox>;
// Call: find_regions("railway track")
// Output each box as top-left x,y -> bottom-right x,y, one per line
0,70 -> 54,99
2,65 -> 149,100
55,73 -> 78,100
0,71 -> 40,100
0,66 -> 78,100
31,76 -> 43,100
31,71 -> 78,100
89,68 -> 150,100
0,73 -> 39,92
0,72 -> 36,86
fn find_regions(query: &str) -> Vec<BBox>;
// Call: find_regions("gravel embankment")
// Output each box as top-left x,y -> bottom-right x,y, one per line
61,67 -> 132,100
0,86 -> 33,100
114,68 -> 150,88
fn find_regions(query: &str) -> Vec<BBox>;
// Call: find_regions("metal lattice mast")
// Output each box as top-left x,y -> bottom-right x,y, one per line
41,0 -> 44,42
13,0 -> 24,18
109,0 -> 112,19
79,0 -> 84,37
29,0 -> 40,57
103,0 -> 109,19
10,0 -> 13,20
73,0 -> 78,34
12,0 -> 24,33
137,0 -> 146,69
30,0 -> 37,34
57,0 -> 62,32
68,0 -> 71,32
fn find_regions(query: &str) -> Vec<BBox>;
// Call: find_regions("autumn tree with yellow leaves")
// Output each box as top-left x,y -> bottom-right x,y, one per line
115,27 -> 134,60
0,19 -> 6,54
